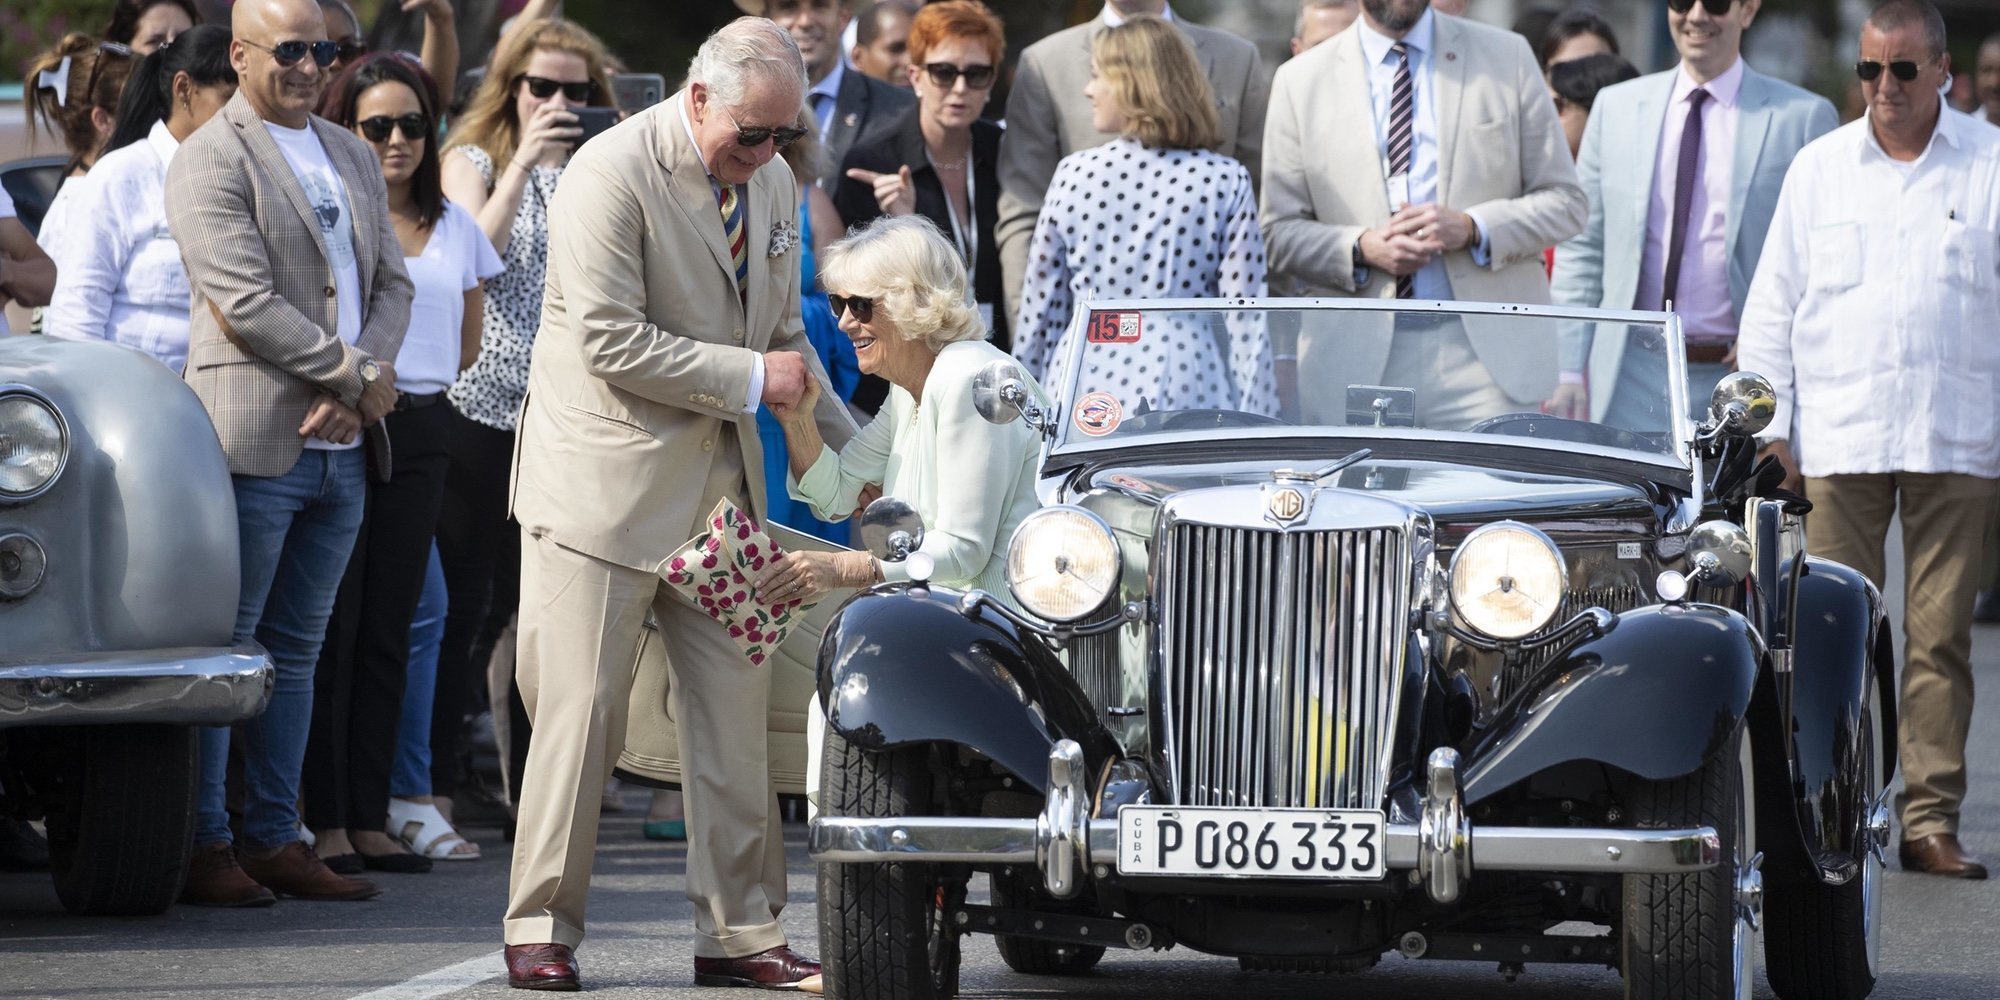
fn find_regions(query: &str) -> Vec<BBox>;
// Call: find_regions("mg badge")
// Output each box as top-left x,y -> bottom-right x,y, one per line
1268,486 -> 1307,525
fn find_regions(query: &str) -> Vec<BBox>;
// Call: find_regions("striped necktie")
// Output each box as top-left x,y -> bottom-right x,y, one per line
1387,41 -> 1415,300
716,181 -> 749,301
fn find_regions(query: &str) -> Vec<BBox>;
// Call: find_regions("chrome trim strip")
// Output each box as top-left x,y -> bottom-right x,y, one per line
0,646 -> 275,727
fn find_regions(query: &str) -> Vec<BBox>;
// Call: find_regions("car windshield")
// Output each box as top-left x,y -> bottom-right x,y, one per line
1043,300 -> 1692,469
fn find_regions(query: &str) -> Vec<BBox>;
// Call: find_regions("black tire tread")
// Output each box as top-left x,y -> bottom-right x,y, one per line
819,732 -> 941,1000
990,878 -> 1106,976
46,725 -> 197,916
1622,735 -> 1739,1000
1764,881 -> 1875,1000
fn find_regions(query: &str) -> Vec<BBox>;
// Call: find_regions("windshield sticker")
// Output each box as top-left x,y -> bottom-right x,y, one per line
1074,392 -> 1124,437
1086,311 -> 1143,345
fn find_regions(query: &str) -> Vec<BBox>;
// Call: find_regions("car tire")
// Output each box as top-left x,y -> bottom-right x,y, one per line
1620,730 -> 1756,1000
818,730 -> 961,1000
45,724 -> 197,916
990,874 -> 1107,976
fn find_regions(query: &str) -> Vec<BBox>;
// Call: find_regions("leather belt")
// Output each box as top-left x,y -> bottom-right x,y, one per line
394,391 -> 445,412
1686,343 -> 1733,365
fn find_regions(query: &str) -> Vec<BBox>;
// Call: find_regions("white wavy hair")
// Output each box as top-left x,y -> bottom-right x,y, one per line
821,215 -> 986,353
686,17 -> 808,110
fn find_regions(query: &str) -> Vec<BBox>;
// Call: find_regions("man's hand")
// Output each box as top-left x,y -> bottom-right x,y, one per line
1758,440 -> 1803,493
1387,203 -> 1474,253
762,351 -> 808,410
844,165 -> 916,217
1357,226 -> 1444,277
1545,382 -> 1588,420
359,359 -> 399,425
300,395 -> 364,445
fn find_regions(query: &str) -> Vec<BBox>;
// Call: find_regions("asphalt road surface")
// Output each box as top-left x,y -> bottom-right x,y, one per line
6,555 -> 1999,1000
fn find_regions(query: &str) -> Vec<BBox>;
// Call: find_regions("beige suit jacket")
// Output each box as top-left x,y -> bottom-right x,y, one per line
510,91 -> 857,573
996,16 -> 1268,329
167,93 -> 412,477
1260,15 -> 1586,404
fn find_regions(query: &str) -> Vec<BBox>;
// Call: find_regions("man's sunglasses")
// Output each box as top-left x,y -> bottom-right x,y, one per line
1667,0 -> 1736,14
722,108 -> 808,149
827,294 -> 875,324
517,75 -> 597,102
358,114 -> 431,142
1856,59 -> 1930,82
244,38 -> 340,69
922,62 -> 996,90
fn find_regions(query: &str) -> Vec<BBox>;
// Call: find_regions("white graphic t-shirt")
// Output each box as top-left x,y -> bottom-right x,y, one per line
265,120 -> 363,450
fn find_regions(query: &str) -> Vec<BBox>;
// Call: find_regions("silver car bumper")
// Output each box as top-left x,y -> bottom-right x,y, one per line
0,645 -> 274,728
809,742 -> 1721,905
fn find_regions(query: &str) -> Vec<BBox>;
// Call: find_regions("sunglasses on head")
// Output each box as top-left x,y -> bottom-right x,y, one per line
517,75 -> 596,102
1667,0 -> 1736,14
721,108 -> 808,149
827,294 -> 876,324
245,38 -> 340,69
922,62 -> 996,90
357,113 -> 431,142
77,41 -> 135,110
1856,59 -> 1929,82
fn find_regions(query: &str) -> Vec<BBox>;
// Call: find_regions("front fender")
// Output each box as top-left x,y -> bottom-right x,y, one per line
1461,604 -> 1762,805
817,585 -> 1120,795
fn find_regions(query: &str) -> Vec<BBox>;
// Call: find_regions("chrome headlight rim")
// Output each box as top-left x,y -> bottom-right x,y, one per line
1447,519 -> 1567,641
1005,505 -> 1122,624
0,386 -> 71,505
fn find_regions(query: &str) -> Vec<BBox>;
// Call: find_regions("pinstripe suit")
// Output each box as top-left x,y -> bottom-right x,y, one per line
166,92 -> 413,477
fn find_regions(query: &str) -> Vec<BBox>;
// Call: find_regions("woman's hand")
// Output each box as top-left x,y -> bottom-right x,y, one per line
771,366 -> 823,423
844,165 -> 916,217
517,102 -> 582,168
754,549 -> 878,605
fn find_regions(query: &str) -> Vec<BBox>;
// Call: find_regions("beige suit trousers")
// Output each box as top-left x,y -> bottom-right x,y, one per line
503,437 -> 789,957
1805,472 -> 2000,839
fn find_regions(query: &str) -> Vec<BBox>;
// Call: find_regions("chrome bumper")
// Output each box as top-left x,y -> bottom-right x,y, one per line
0,645 -> 274,728
808,742 -> 1721,905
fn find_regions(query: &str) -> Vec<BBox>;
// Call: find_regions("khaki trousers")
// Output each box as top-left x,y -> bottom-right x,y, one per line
1379,320 -> 1518,431
503,456 -> 789,957
1805,472 -> 2000,839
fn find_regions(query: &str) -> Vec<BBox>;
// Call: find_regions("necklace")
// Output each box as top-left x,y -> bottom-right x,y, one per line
925,148 -> 969,172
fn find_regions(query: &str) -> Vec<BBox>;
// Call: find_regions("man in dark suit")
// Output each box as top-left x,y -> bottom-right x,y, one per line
739,0 -> 913,190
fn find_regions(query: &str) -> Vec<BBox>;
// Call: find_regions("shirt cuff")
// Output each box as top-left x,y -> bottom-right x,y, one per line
1558,371 -> 1586,386
743,352 -> 765,414
1466,210 -> 1494,267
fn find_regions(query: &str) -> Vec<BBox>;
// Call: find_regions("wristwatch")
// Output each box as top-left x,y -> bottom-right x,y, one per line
359,358 -> 381,386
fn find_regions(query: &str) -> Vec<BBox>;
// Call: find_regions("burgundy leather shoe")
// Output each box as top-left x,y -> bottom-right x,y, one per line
694,946 -> 823,992
505,943 -> 580,992
1899,833 -> 1990,879
179,842 -> 277,907
238,841 -> 383,900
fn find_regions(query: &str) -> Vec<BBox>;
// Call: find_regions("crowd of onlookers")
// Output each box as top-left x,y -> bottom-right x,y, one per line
1,0 -> 1998,915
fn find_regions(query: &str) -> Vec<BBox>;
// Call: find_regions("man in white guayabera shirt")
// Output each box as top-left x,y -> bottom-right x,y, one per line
164,0 -> 411,907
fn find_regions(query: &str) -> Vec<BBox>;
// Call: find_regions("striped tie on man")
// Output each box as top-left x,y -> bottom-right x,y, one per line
1388,41 -> 1415,300
717,181 -> 749,304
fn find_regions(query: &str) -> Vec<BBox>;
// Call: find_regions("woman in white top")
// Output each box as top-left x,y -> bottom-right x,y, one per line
757,215 -> 1044,604
27,34 -> 139,274
302,53 -> 503,874
43,25 -> 235,370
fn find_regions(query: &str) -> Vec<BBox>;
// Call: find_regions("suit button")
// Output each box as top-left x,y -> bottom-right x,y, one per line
323,285 -> 336,297
732,329 -> 744,342
701,439 -> 714,452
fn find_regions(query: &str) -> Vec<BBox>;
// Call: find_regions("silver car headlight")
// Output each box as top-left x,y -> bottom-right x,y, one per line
1448,520 -> 1566,640
1006,506 -> 1120,623
0,390 -> 69,502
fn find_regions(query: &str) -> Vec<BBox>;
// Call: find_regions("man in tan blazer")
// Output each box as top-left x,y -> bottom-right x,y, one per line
165,0 -> 411,908
1261,0 -> 1585,427
501,17 -> 855,992
996,0 -> 1268,330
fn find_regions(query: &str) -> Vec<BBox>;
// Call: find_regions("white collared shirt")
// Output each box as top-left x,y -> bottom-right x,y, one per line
1737,108 -> 2000,478
1099,3 -> 1175,27
677,94 -> 764,412
1636,59 -> 1742,342
43,122 -> 195,371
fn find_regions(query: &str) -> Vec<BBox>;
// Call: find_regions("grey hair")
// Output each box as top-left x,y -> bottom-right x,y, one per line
821,216 -> 986,353
1295,0 -> 1357,39
1865,0 -> 1947,60
687,16 -> 808,110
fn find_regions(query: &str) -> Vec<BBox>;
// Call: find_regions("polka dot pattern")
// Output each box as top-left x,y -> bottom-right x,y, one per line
446,145 -> 560,431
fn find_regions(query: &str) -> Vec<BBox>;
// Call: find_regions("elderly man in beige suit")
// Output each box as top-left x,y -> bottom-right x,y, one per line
501,18 -> 855,994
1262,0 -> 1585,427
996,0 -> 1267,330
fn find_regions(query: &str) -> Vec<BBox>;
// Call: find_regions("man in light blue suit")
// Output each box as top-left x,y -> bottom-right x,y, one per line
1548,0 -> 1835,427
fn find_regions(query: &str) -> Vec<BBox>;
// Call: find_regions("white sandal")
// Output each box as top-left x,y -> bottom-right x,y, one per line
388,798 -> 481,861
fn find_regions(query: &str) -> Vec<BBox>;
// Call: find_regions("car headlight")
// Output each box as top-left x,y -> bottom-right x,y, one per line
1448,521 -> 1566,640
0,391 -> 69,501
1006,506 -> 1121,623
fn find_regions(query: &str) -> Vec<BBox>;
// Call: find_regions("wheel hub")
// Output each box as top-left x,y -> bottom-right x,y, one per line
1734,852 -> 1764,932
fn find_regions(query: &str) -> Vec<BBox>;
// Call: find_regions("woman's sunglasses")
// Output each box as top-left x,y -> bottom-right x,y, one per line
722,108 -> 808,149
1666,0 -> 1736,13
244,38 -> 340,69
922,62 -> 996,90
333,38 -> 370,64
358,114 -> 431,143
517,75 -> 597,102
828,294 -> 876,324
1855,59 -> 1929,83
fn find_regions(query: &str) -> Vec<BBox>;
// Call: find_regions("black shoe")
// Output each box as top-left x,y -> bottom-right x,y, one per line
320,852 -> 365,875
360,850 -> 433,874
1974,590 -> 2000,625
0,819 -> 50,873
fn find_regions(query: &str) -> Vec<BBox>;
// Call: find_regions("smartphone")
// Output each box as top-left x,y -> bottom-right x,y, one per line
571,107 -> 622,150
612,73 -> 666,113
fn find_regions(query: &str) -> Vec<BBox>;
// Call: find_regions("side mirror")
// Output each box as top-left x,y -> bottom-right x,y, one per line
1708,372 -> 1777,437
1686,519 -> 1753,587
972,360 -> 1053,434
858,496 -> 934,582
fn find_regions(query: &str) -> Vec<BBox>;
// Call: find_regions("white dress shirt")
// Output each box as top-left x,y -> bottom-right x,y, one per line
1100,3 -> 1175,27
34,174 -> 91,282
1737,109 -> 2000,478
1636,59 -> 1741,342
44,122 -> 194,371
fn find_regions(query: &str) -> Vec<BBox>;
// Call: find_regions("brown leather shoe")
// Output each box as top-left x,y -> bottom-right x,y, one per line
505,943 -> 580,991
238,841 -> 383,900
179,842 -> 277,907
694,946 -> 823,991
1899,833 -> 1990,879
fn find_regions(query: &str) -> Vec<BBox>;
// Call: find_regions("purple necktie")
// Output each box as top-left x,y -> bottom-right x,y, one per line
1661,87 -> 1711,311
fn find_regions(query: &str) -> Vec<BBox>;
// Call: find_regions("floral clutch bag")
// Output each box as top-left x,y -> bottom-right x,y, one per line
663,499 -> 816,667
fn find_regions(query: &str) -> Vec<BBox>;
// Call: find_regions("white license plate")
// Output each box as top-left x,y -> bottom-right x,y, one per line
1116,806 -> 1386,880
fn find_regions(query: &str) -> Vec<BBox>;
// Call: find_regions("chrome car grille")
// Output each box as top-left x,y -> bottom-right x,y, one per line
1156,520 -> 1412,809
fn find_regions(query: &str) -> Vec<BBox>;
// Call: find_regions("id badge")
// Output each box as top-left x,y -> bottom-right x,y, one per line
1386,173 -> 1411,211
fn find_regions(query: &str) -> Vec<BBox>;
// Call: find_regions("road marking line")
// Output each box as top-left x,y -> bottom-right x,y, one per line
348,950 -> 505,1000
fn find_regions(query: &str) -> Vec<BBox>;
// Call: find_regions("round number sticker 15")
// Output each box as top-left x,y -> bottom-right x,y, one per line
1073,392 -> 1123,437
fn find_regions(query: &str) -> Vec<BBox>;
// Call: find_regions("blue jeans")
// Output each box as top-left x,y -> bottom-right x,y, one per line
196,448 -> 367,850
391,544 -> 447,799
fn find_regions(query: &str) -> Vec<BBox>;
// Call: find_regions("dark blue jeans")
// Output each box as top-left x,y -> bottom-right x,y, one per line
196,448 -> 367,850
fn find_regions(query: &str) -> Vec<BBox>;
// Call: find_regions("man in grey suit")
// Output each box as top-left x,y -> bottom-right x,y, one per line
996,0 -> 1268,329
165,0 -> 412,907
1550,0 -> 1836,427
739,0 -> 913,190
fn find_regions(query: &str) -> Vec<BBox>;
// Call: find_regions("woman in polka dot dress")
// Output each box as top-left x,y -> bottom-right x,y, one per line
1014,14 -> 1275,415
